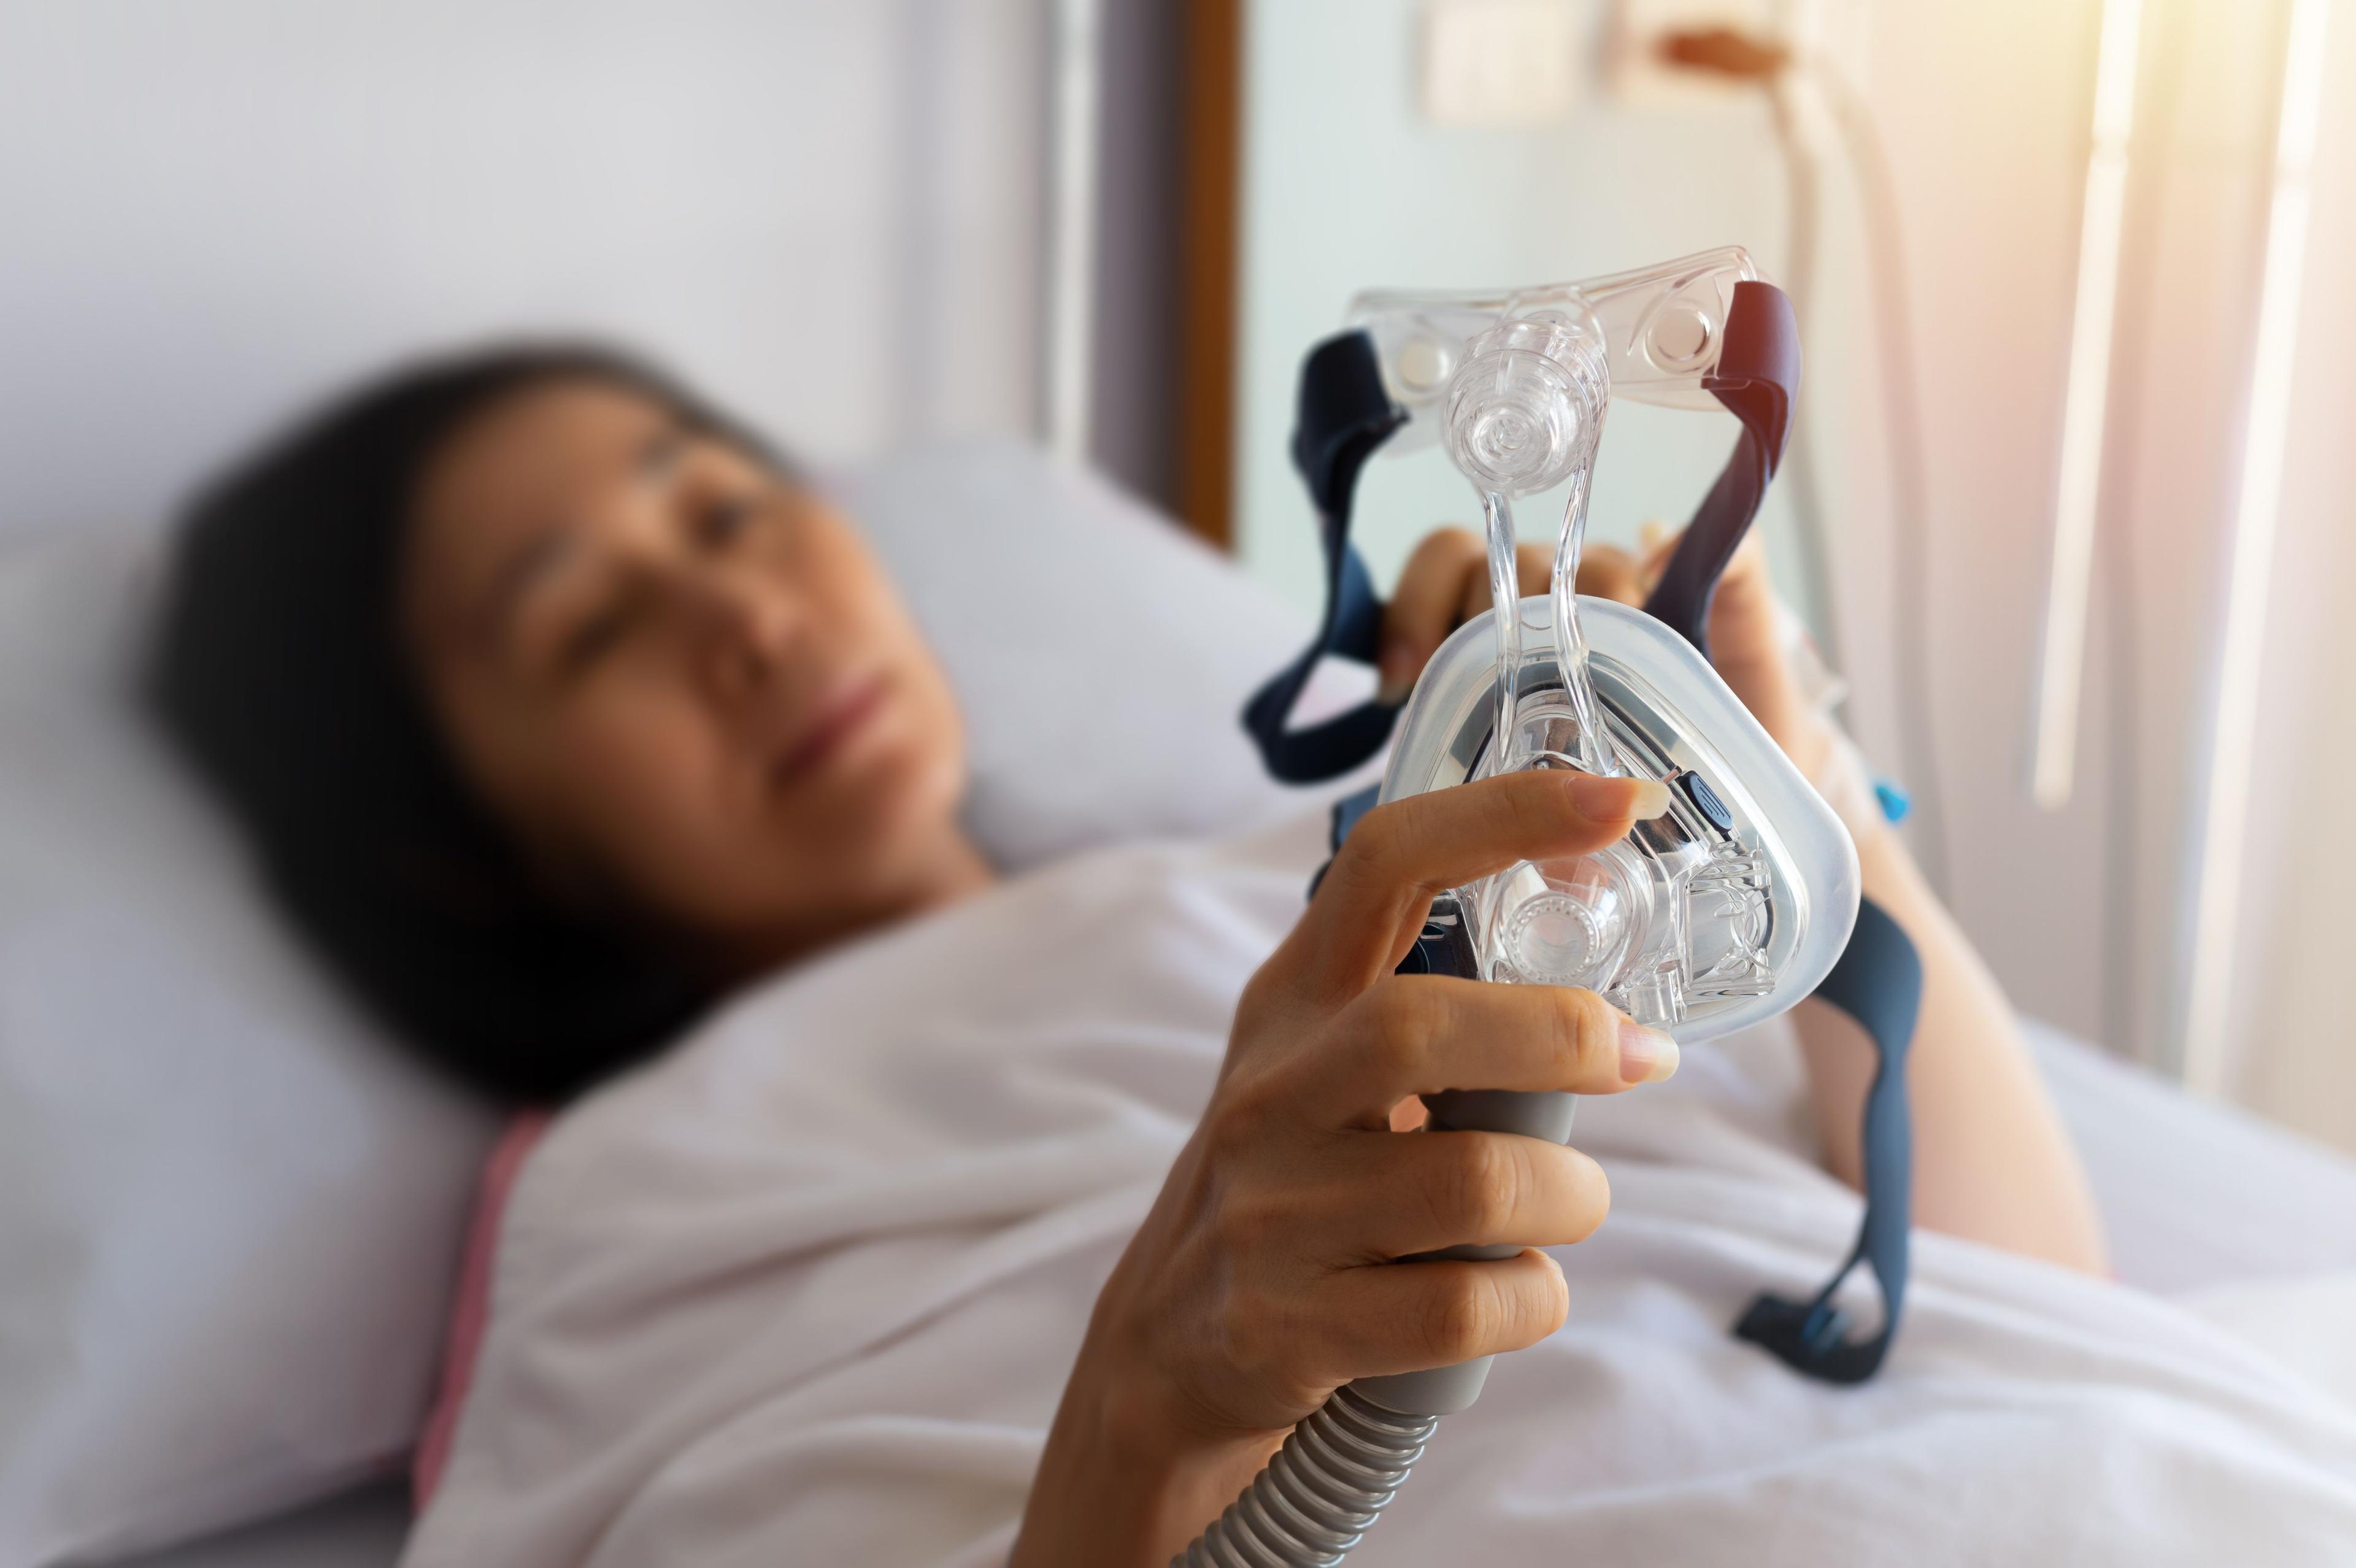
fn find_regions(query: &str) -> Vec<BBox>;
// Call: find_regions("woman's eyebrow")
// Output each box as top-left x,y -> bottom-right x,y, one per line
472,420 -> 691,644
637,421 -> 688,480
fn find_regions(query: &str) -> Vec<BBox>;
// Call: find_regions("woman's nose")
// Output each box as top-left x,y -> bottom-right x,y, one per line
679,569 -> 801,700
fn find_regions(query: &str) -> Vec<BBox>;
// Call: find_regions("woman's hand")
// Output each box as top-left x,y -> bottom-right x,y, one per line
1012,767 -> 1677,1567
1378,527 -> 1553,702
1598,523 -> 1836,782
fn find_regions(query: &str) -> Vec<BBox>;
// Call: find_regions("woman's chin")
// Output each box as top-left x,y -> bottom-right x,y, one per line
663,686 -> 972,950
787,724 -> 966,878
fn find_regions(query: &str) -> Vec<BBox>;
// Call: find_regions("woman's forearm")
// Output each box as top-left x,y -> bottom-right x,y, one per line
1012,1338 -> 1277,1567
1793,823 -> 2109,1274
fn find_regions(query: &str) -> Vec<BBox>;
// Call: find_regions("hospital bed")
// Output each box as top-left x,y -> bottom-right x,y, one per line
8,445 -> 2352,1568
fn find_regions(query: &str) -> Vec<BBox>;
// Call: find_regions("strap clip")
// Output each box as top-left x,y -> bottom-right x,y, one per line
1801,1302 -> 1853,1356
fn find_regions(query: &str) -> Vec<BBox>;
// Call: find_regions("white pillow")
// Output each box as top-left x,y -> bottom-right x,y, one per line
0,443 -> 1336,1565
827,441 -> 1345,869
0,536 -> 499,1566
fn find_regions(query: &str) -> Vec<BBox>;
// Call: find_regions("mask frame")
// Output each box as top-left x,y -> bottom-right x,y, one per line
1350,244 -> 1768,432
1322,248 -> 1852,1037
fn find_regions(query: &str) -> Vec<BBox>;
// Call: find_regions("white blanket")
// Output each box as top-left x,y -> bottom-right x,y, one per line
406,811 -> 2356,1567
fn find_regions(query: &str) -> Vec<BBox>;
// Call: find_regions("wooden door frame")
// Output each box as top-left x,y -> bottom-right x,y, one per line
1174,0 -> 1242,550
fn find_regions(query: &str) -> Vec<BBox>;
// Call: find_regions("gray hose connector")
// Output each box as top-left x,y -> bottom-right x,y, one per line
1171,1088 -> 1576,1567
1172,1383 -> 1438,1568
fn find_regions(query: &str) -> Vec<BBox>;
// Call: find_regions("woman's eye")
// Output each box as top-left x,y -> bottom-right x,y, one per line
695,493 -> 761,549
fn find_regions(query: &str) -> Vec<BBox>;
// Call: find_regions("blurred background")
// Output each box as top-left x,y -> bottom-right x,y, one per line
1,0 -> 2349,1153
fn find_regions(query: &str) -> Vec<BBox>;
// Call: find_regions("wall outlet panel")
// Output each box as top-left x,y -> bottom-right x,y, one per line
1422,0 -> 1584,125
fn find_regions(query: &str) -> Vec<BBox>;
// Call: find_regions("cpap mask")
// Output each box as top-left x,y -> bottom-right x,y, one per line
1199,250 -> 1923,1568
1250,247 -> 1858,1036
1358,248 -> 1857,1035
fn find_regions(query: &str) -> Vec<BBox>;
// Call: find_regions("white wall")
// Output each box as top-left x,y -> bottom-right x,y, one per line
0,0 -> 1049,535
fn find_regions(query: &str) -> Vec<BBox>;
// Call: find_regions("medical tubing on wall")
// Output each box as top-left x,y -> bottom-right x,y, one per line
1812,60 -> 1949,894
1172,1385 -> 1438,1568
1766,70 -> 1846,676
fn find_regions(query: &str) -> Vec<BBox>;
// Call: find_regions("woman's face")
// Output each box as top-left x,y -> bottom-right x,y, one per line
401,377 -> 969,964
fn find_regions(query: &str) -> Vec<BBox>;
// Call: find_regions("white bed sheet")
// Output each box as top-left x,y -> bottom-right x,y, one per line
2028,1019 -> 2356,1293
401,817 -> 2356,1566
102,1007 -> 2356,1568
98,1480 -> 409,1568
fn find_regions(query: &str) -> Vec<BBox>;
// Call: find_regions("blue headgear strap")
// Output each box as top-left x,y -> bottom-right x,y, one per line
1239,331 -> 1406,783
1253,281 -> 1923,1385
1647,280 -> 1799,651
1733,895 -> 1919,1382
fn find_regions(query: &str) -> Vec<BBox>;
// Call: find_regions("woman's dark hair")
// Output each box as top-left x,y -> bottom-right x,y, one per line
148,344 -> 771,1104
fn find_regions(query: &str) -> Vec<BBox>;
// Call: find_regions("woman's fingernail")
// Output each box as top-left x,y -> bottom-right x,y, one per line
1563,774 -> 1671,820
1619,1018 -> 1680,1083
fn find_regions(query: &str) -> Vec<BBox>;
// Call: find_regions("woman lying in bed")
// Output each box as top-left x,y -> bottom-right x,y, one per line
152,347 -> 2277,1564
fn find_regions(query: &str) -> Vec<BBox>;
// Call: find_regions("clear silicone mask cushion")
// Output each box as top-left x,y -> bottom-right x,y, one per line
1355,252 -> 1858,1039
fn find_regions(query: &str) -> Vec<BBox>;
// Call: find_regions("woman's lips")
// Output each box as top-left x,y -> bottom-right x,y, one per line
770,674 -> 890,790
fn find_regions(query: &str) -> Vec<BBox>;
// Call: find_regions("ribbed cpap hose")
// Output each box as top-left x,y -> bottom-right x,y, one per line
1173,1385 -> 1439,1567
1173,1097 -> 1574,1566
